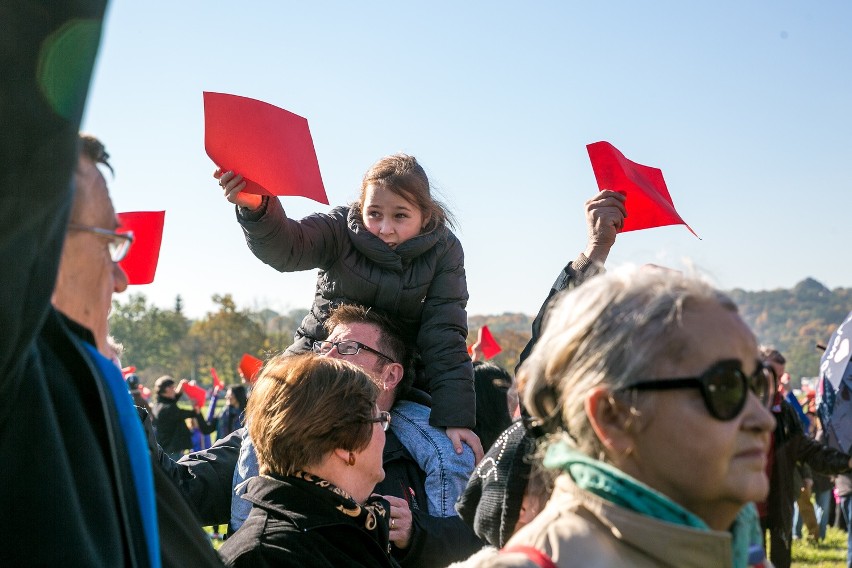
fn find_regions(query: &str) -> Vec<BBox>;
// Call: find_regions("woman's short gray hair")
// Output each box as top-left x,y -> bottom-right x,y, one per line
520,265 -> 737,460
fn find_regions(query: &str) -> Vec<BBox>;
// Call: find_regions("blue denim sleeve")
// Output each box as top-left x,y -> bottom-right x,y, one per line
230,434 -> 259,531
390,401 -> 475,517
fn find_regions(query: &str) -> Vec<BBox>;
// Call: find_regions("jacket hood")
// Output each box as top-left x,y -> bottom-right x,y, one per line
344,205 -> 447,270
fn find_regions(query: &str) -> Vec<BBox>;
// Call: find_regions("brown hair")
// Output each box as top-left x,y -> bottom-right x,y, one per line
247,354 -> 379,476
358,153 -> 456,230
324,304 -> 414,400
78,133 -> 113,175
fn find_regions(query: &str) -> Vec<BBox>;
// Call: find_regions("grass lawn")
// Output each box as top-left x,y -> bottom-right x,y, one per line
792,526 -> 847,567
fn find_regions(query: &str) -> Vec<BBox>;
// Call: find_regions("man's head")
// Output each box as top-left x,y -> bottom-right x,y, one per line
52,134 -> 129,355
155,376 -> 177,400
760,346 -> 786,388
318,305 -> 413,411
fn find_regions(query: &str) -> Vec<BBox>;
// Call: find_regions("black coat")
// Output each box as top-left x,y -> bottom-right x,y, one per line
767,400 -> 851,545
219,475 -> 397,568
237,198 -> 474,428
153,394 -> 207,453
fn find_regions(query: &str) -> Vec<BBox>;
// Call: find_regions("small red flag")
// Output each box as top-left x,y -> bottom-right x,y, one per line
117,211 -> 166,285
477,326 -> 502,359
204,92 -> 328,204
239,353 -> 264,384
181,382 -> 207,409
210,367 -> 224,392
586,141 -> 698,238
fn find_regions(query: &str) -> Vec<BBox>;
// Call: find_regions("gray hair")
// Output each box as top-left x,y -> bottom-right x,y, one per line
520,265 -> 737,461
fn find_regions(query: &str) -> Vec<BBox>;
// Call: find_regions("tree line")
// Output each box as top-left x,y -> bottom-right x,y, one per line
110,277 -> 852,390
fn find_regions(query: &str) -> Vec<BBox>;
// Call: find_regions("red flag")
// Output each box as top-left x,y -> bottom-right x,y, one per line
117,211 -> 166,285
586,142 -> 698,238
204,92 -> 328,204
477,326 -> 502,359
210,367 -> 224,392
239,353 -> 264,384
181,382 -> 207,409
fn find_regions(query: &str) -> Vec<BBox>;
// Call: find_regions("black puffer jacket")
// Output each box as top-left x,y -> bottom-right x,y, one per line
237,198 -> 473,428
219,474 -> 397,568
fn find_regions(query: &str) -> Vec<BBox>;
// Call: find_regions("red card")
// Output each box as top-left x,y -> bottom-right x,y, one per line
586,142 -> 698,238
478,326 -> 502,359
203,92 -> 328,204
210,367 -> 224,392
121,366 -> 136,377
239,353 -> 264,384
117,211 -> 165,285
181,382 -> 207,409
139,385 -> 152,400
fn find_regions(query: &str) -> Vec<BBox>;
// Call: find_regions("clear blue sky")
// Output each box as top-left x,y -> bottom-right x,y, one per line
82,1 -> 852,319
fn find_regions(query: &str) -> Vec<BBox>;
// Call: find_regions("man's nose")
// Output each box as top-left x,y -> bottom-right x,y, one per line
113,262 -> 128,293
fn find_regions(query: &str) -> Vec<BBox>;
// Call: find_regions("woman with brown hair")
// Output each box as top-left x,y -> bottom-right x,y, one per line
218,354 -> 396,568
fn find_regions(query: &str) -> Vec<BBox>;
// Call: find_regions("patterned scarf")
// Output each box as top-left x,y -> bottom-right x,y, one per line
292,471 -> 390,540
544,441 -> 767,568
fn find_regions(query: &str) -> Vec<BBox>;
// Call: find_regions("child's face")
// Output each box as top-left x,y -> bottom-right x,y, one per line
361,183 -> 426,248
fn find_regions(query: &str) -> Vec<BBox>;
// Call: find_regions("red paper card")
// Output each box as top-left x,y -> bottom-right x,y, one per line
203,92 -> 328,204
478,326 -> 502,359
586,141 -> 698,238
239,353 -> 264,384
210,367 -> 224,392
121,366 -> 136,377
181,382 -> 207,409
117,211 -> 165,285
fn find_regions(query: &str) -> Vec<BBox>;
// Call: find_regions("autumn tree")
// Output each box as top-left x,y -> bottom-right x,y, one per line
188,294 -> 267,386
109,293 -> 191,385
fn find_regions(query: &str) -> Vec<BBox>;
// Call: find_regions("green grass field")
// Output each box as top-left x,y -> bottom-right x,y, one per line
791,527 -> 847,567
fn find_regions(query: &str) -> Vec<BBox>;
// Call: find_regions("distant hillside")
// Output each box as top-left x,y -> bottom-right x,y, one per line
729,278 -> 852,385
469,278 -> 852,384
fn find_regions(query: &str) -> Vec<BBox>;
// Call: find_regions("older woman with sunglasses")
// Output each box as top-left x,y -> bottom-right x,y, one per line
482,266 -> 777,568
218,354 -> 396,568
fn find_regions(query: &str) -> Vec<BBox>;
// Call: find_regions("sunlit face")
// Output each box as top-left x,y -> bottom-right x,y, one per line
623,300 -> 775,529
361,184 -> 426,248
53,155 -> 128,356
353,407 -> 386,490
322,322 -> 387,378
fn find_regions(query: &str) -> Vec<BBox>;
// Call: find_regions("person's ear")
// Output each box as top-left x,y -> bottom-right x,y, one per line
585,387 -> 635,463
381,362 -> 404,392
333,448 -> 351,464
421,211 -> 431,229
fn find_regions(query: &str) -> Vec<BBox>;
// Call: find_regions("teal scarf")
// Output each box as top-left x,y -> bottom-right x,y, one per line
544,441 -> 765,568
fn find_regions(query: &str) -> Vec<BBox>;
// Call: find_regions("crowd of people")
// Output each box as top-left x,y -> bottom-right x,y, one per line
6,4 -> 852,568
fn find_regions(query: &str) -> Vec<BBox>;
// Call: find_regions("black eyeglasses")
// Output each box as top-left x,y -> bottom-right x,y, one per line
367,411 -> 391,431
312,339 -> 396,363
68,223 -> 134,262
619,359 -> 774,421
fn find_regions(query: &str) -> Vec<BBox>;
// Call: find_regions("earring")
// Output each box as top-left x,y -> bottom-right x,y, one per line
348,452 -> 356,466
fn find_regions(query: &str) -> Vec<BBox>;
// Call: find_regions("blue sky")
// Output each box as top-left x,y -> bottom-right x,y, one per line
83,1 -> 852,319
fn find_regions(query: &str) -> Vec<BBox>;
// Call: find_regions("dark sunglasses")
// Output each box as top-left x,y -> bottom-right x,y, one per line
312,339 -> 396,364
619,359 -> 774,421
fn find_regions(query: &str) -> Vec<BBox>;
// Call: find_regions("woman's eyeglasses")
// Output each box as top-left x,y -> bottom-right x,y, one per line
620,359 -> 774,421
68,223 -> 134,262
367,410 -> 391,431
312,339 -> 396,363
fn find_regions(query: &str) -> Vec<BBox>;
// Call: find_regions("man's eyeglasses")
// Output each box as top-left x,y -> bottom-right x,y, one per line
312,339 -> 396,363
367,410 -> 391,432
68,223 -> 134,262
618,359 -> 774,421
